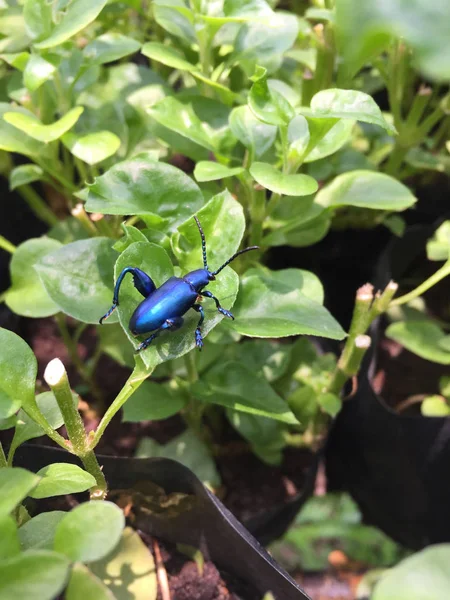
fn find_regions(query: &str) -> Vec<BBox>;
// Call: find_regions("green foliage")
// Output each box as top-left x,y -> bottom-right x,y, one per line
30,464 -> 96,499
0,329 -> 37,419
5,238 -> 61,318
136,429 -> 221,488
372,545 -> 450,600
386,320 -> 450,364
271,493 -> 406,572
1,1 -> 450,591
37,238 -> 117,324
230,267 -> 345,339
54,501 -> 125,563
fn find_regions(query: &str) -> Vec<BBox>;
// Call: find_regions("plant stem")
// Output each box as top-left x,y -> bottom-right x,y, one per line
55,313 -> 103,405
17,185 -> 59,227
0,442 -> 7,468
35,158 -> 77,193
328,281 -> 398,397
44,358 -> 107,499
184,352 -> 198,384
0,235 -> 16,254
249,185 -> 266,246
89,367 -> 150,449
329,335 -> 372,395
390,259 -> 450,307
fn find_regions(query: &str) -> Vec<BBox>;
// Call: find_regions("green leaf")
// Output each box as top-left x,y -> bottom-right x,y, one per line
10,164 -> 46,190
113,224 -> 149,253
23,0 -> 52,41
90,527 -> 157,600
335,0 -> 450,82
54,501 -> 125,563
5,237 -> 61,318
141,41 -> 196,72
98,323 -> 136,369
229,267 -> 346,340
66,563 -> 115,600
84,33 -> 140,65
9,391 -> 77,457
249,66 -> 295,126
148,96 -> 232,154
0,516 -> 20,559
36,237 -> 118,324
264,198 -> 327,247
229,105 -> 277,158
279,494 -> 404,572
0,328 -> 37,419
62,131 -> 121,165
4,106 -> 84,143
153,0 -> 196,43
122,380 -> 186,422
141,44 -> 235,102
193,361 -> 299,424
287,115 -> 310,162
0,103 -> 42,156
35,0 -> 108,49
421,395 -> 450,417
19,511 -> 66,550
136,430 -> 221,488
250,162 -> 318,196
372,545 -> 450,600
304,119 -> 354,162
194,161 -> 244,182
317,392 -> 342,417
172,190 -> 245,272
227,409 -> 285,465
233,12 -> 299,68
316,171 -> 417,211
427,221 -> 450,261
386,320 -> 450,364
23,54 -> 55,92
0,52 -> 30,71
308,89 -> 396,134
30,464 -> 96,499
233,339 -> 295,382
287,385 -> 319,428
0,550 -> 70,600
83,154 -> 203,230
0,468 -> 40,517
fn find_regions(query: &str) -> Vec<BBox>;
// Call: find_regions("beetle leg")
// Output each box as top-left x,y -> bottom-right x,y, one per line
100,267 -> 156,324
135,317 -> 184,352
192,304 -> 205,350
201,290 -> 234,320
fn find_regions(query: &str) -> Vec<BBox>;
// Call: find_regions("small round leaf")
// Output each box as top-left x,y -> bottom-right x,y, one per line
54,501 -> 125,563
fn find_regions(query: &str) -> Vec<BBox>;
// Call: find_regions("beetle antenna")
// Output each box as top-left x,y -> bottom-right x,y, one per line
194,215 -> 208,270
212,246 -> 259,276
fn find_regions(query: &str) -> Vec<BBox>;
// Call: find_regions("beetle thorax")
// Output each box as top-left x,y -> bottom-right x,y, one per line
183,268 -> 214,291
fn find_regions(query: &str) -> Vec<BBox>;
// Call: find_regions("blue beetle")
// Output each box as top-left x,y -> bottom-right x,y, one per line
99,216 -> 258,352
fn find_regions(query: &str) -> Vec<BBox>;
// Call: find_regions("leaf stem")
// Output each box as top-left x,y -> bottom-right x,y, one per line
89,367 -> 150,450
16,185 -> 59,227
35,158 -> 77,193
184,352 -> 198,384
328,281 -> 398,397
44,358 -> 107,499
390,259 -> 450,307
0,235 -> 16,254
0,441 -> 7,468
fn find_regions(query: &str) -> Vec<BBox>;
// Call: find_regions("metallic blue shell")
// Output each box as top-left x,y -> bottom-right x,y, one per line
129,276 -> 198,334
183,269 -> 212,290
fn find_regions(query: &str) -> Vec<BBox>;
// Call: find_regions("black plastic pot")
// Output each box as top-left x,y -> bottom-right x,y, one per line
15,444 -> 311,600
326,224 -> 450,550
